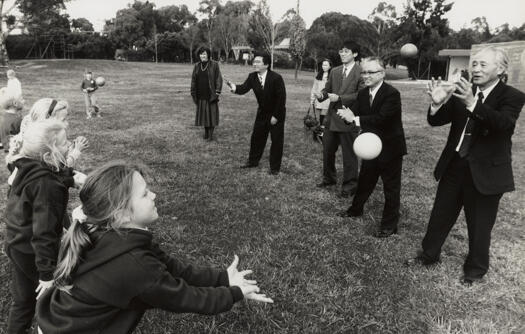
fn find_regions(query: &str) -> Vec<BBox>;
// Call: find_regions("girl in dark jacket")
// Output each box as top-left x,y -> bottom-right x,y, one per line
5,119 -> 73,333
37,161 -> 273,333
191,47 -> 223,141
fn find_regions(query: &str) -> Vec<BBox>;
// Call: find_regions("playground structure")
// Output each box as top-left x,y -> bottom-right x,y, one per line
25,33 -> 74,59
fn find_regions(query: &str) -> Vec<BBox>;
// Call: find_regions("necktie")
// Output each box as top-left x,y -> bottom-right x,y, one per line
369,92 -> 373,107
258,75 -> 264,88
458,91 -> 484,158
342,67 -> 347,78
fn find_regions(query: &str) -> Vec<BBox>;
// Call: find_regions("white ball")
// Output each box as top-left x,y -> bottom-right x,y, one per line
353,132 -> 382,160
400,43 -> 418,58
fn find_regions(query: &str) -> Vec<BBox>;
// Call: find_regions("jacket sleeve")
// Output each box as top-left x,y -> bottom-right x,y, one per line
137,271 -> 243,315
29,179 -> 67,281
80,80 -> 85,91
215,62 -> 223,94
470,89 -> 525,132
359,89 -> 401,128
234,74 -> 253,95
150,242 -> 230,287
272,75 -> 286,121
427,98 -> 454,126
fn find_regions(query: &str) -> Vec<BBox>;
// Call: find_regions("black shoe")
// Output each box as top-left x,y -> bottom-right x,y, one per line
240,163 -> 258,169
405,255 -> 439,267
374,228 -> 398,238
337,209 -> 362,218
317,181 -> 336,188
461,276 -> 482,287
269,169 -> 280,175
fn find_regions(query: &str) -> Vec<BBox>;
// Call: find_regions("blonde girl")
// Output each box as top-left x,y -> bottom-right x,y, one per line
5,119 -> 73,333
9,98 -> 88,168
37,161 -> 273,333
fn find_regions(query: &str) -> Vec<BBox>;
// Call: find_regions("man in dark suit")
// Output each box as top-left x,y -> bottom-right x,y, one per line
227,51 -> 286,175
408,46 -> 525,285
314,40 -> 364,198
337,57 -> 407,238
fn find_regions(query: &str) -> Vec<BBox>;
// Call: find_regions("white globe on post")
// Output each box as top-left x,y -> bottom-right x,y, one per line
400,43 -> 418,58
353,132 -> 382,160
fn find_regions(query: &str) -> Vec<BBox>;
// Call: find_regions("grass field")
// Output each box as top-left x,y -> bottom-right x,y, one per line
0,59 -> 523,333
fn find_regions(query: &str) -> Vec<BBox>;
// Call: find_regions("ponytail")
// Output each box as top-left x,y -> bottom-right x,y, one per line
54,217 -> 94,291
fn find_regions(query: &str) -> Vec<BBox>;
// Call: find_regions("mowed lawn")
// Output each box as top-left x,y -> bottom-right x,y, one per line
0,59 -> 524,334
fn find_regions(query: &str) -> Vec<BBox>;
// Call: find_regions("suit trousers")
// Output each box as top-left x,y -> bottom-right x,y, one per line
7,248 -> 39,334
248,113 -> 284,171
349,156 -> 403,230
422,153 -> 502,279
322,129 -> 358,192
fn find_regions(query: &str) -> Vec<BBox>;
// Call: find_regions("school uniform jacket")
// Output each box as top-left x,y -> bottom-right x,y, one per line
428,80 -> 525,195
234,70 -> 286,122
36,228 -> 244,334
5,158 -> 71,281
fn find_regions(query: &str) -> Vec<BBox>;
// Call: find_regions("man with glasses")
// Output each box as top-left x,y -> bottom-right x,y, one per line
337,57 -> 407,238
226,51 -> 286,175
407,46 -> 525,285
314,40 -> 364,198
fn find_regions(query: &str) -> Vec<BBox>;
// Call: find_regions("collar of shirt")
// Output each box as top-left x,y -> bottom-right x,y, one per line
474,79 -> 500,103
369,81 -> 384,102
343,62 -> 355,77
258,70 -> 268,86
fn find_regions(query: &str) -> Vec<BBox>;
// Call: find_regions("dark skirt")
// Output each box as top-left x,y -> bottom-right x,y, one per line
195,99 -> 219,127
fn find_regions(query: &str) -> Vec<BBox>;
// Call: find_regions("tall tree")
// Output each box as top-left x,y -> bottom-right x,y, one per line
368,2 -> 398,59
71,18 -> 94,32
155,4 -> 196,33
0,0 -> 70,65
288,6 -> 306,79
109,7 -> 144,49
198,0 -> 221,58
214,0 -> 252,60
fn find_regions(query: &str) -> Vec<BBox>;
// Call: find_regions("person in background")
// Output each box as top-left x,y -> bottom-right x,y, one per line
0,94 -> 24,153
6,69 -> 22,100
191,47 -> 223,141
81,71 -> 100,119
310,59 -> 332,141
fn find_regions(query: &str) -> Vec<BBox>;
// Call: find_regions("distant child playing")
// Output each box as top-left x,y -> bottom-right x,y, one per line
80,71 -> 100,119
6,69 -> 22,100
5,119 -> 75,333
0,94 -> 23,152
37,161 -> 273,333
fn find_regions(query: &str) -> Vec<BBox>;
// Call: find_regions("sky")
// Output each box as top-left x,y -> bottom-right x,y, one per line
65,0 -> 525,32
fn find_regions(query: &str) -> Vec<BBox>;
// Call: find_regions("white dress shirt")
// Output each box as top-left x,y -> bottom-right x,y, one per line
355,81 -> 383,127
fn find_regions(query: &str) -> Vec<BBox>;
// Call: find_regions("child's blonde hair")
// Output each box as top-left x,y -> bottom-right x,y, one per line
29,98 -> 69,122
54,161 -> 148,290
0,94 -> 24,111
6,118 -> 67,170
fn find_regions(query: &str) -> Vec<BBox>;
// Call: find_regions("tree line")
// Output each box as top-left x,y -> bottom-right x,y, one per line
2,0 -> 524,78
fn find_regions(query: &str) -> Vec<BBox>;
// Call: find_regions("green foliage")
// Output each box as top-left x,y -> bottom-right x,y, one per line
155,5 -> 197,33
71,18 -> 94,32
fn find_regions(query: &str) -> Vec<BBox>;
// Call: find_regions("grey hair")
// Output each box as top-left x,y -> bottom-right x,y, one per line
361,57 -> 386,70
474,46 -> 509,75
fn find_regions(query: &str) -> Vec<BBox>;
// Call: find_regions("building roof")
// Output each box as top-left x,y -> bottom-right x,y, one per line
438,49 -> 471,57
275,38 -> 290,50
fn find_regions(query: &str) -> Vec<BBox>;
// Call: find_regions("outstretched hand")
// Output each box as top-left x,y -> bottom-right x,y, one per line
74,136 -> 89,152
427,77 -> 455,106
452,77 -> 476,107
36,280 -> 54,300
227,255 -> 274,304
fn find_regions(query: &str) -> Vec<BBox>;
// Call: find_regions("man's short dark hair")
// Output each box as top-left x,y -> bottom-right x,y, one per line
253,51 -> 271,66
341,40 -> 361,60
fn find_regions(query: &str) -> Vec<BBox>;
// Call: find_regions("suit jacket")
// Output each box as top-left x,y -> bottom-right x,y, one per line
234,70 -> 286,122
351,82 -> 407,162
428,80 -> 525,195
320,63 -> 364,132
191,60 -> 223,103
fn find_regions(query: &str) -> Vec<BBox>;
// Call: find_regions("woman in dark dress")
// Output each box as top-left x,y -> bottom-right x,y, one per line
191,47 -> 223,141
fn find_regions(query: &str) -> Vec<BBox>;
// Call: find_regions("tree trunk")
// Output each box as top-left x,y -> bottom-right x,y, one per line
0,32 -> 9,66
294,60 -> 298,80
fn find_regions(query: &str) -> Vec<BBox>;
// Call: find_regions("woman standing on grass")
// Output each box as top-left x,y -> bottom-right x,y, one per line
191,47 -> 223,141
310,59 -> 332,140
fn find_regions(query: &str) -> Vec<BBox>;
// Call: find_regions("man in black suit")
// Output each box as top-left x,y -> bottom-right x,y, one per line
314,40 -> 364,198
408,46 -> 525,285
337,57 -> 407,238
227,52 -> 286,175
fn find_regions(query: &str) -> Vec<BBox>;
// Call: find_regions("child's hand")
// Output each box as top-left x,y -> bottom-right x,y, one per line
244,291 -> 274,303
227,255 -> 257,288
36,280 -> 54,300
74,136 -> 89,152
73,171 -> 87,188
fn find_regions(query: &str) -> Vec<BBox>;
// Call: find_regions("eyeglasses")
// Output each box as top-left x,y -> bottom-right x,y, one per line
361,71 -> 383,75
338,48 -> 352,54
